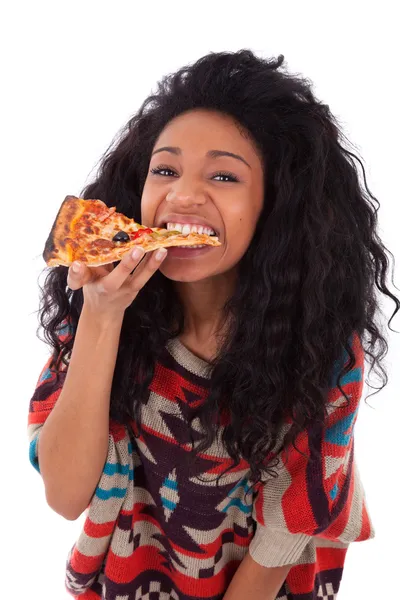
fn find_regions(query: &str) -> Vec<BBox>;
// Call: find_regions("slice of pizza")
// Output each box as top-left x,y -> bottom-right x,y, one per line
43,195 -> 221,267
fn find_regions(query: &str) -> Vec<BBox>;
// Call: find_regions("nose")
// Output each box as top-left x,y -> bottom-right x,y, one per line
166,189 -> 206,207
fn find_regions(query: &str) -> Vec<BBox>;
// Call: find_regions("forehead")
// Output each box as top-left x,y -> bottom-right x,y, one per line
154,109 -> 262,164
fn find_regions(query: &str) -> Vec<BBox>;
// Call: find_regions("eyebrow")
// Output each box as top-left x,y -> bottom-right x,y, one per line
151,146 -> 251,169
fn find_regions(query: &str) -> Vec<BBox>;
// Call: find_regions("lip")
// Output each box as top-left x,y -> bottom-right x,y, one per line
155,213 -> 220,236
165,245 -> 216,259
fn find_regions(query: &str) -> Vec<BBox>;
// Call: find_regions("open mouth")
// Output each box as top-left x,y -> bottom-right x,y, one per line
162,222 -> 219,237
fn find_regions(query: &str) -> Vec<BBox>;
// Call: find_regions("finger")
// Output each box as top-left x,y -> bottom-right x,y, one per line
67,262 -> 111,290
67,262 -> 94,290
99,247 -> 146,292
129,247 -> 167,292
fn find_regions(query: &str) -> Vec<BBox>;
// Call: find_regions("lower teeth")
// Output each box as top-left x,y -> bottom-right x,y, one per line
184,245 -> 206,248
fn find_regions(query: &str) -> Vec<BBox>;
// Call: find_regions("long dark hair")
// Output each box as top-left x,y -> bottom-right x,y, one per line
39,50 -> 399,482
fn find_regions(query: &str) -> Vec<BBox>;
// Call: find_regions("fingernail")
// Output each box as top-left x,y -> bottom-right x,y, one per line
132,247 -> 144,260
72,262 -> 81,273
155,248 -> 167,261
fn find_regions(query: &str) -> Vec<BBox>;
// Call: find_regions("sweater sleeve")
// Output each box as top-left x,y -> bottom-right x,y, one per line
27,322 -> 73,472
27,321 -> 126,475
249,332 -> 375,568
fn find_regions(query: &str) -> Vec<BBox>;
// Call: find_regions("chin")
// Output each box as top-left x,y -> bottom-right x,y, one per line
160,246 -> 225,282
160,261 -> 214,283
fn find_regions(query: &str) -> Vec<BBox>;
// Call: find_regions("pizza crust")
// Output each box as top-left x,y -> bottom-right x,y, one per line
43,195 -> 88,266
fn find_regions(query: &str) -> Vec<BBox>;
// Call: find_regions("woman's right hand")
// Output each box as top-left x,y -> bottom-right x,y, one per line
66,246 -> 167,319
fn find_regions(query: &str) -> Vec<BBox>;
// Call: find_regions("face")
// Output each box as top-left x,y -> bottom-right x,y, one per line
141,109 -> 264,282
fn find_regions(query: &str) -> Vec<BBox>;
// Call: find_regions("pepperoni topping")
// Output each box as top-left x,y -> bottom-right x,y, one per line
98,207 -> 116,222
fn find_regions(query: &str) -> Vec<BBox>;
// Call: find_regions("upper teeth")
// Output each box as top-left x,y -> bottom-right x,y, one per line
166,223 -> 215,236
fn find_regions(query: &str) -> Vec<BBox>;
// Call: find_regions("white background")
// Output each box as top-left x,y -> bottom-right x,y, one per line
1,1 -> 399,598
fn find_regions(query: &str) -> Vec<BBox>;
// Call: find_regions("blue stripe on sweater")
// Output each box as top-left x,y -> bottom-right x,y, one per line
222,497 -> 252,515
161,497 -> 176,511
57,323 -> 74,337
163,478 -> 178,491
95,486 -> 127,500
29,437 -> 40,473
330,366 -> 362,389
325,410 -> 357,446
330,483 -> 339,500
103,462 -> 130,476
229,478 -> 252,496
39,368 -> 52,383
330,336 -> 362,389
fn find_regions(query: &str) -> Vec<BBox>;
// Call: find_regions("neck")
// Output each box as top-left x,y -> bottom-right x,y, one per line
175,271 -> 236,360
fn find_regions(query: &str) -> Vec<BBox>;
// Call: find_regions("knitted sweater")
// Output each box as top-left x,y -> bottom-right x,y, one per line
28,328 -> 374,600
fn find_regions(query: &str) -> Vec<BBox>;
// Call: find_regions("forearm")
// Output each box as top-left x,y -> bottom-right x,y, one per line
223,552 -> 291,600
38,306 -> 124,519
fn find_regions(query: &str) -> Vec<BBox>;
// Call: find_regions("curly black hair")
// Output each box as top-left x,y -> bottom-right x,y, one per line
38,50 -> 399,482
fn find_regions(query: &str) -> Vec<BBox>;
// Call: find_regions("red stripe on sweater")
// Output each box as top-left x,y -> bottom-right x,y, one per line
316,546 -> 347,571
84,518 -> 116,538
150,363 -> 207,404
105,544 -> 239,597
31,392 -> 61,415
138,424 -> 243,476
286,562 -> 316,595
133,503 -> 165,533
69,546 -> 105,575
204,458 -> 249,476
170,527 -> 251,560
132,503 -> 250,560
109,420 -> 128,442
321,460 -> 356,540
286,547 -> 347,595
28,411 -> 50,425
282,430 -> 318,534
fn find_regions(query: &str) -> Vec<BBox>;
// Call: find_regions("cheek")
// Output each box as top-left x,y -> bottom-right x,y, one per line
223,189 -> 262,233
140,184 -> 158,225
219,203 -> 262,265
225,210 -> 259,249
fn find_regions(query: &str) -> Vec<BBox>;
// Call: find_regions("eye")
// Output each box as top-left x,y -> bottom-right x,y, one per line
212,171 -> 239,183
150,166 -> 239,183
150,166 -> 177,177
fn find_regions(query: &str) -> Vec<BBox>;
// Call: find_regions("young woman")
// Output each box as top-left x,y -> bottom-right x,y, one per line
28,50 -> 398,600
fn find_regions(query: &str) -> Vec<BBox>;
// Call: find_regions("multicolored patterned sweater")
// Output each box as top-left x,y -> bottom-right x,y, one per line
28,329 -> 374,600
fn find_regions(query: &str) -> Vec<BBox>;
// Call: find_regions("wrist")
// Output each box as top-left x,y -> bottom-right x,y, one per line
80,303 -> 125,334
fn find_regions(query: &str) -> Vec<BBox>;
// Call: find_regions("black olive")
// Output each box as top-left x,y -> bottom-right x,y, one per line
113,231 -> 130,243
